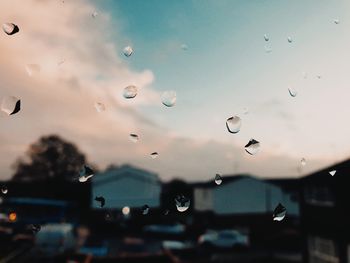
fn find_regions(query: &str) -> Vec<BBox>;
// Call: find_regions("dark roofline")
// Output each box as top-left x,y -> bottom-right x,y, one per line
190,174 -> 255,189
302,158 -> 350,180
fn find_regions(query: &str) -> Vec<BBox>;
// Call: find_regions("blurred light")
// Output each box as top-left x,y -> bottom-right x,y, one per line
122,206 -> 130,216
8,212 -> 17,222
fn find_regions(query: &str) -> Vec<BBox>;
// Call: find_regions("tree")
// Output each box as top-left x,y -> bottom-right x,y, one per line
12,135 -> 89,182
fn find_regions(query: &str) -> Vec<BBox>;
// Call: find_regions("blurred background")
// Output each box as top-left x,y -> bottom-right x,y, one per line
1,0 -> 350,262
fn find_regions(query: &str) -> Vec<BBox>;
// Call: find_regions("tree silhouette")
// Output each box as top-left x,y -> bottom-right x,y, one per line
12,135 -> 88,182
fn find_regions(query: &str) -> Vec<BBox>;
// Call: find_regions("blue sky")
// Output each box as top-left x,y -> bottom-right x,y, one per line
0,0 -> 349,181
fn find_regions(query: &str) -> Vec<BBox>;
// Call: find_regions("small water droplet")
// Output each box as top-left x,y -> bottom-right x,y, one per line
287,36 -> 293,43
2,23 -> 19,35
94,102 -> 105,112
1,186 -> 8,194
243,107 -> 249,115
25,64 -> 41,77
214,174 -> 222,185
129,133 -> 139,143
181,44 -> 188,50
123,85 -> 137,99
30,224 -> 41,234
92,11 -> 98,18
264,46 -> 272,53
1,96 -> 21,115
150,152 -> 159,159
226,116 -> 242,134
142,205 -> 149,215
245,139 -> 260,155
301,158 -> 306,166
95,196 -> 105,207
175,195 -> 190,212
302,72 -> 308,79
329,170 -> 337,176
334,19 -> 340,24
164,209 -> 170,216
273,203 -> 286,221
123,46 -> 133,57
161,91 -> 176,107
316,75 -> 322,79
264,34 -> 269,41
288,87 -> 297,97
79,165 -> 94,182
57,59 -> 65,66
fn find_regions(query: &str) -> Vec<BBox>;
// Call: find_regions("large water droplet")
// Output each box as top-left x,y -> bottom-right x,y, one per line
161,91 -> 176,107
329,170 -> 337,176
301,158 -> 306,166
2,23 -> 19,35
1,96 -> 21,115
245,139 -> 260,155
150,152 -> 159,159
288,87 -> 297,97
142,205 -> 149,215
95,196 -> 105,207
226,116 -> 242,134
25,64 -> 40,77
334,19 -> 340,24
1,186 -> 8,194
214,174 -> 222,185
287,36 -> 293,43
123,85 -> 137,99
129,133 -> 139,143
123,46 -> 133,57
264,34 -> 269,41
175,195 -> 190,212
79,165 -> 94,182
94,102 -> 105,112
273,203 -> 286,221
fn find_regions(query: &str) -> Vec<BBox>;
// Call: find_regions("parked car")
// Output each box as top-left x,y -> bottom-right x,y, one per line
35,223 -> 76,255
198,230 -> 249,249
143,224 -> 185,235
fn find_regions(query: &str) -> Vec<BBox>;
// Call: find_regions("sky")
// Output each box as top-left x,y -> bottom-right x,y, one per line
0,0 -> 349,181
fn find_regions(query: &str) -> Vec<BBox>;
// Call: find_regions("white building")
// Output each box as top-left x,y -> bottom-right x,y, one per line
194,176 -> 299,216
91,165 -> 161,209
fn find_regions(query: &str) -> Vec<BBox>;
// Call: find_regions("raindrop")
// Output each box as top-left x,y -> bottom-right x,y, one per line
243,107 -> 249,115
214,174 -> 222,185
334,19 -> 340,24
161,91 -> 176,107
2,23 -> 19,35
30,224 -> 41,234
95,196 -> 105,207
301,158 -> 306,166
175,195 -> 190,212
57,59 -> 65,66
94,102 -> 105,112
1,186 -> 8,194
316,75 -> 322,79
1,96 -> 21,115
329,170 -> 337,176
25,64 -> 41,77
164,209 -> 170,216
226,116 -> 242,134
273,203 -> 286,221
150,152 -> 159,159
123,46 -> 133,57
302,72 -> 308,79
123,85 -> 137,99
129,133 -> 139,143
263,34 -> 269,41
288,87 -> 297,97
92,11 -> 98,18
142,205 -> 149,215
264,46 -> 272,53
245,139 -> 260,155
181,44 -> 188,51
287,36 -> 293,43
78,165 -> 94,182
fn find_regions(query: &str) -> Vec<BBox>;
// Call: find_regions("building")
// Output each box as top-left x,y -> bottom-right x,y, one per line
91,165 -> 161,209
193,175 -> 299,217
300,159 -> 350,263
